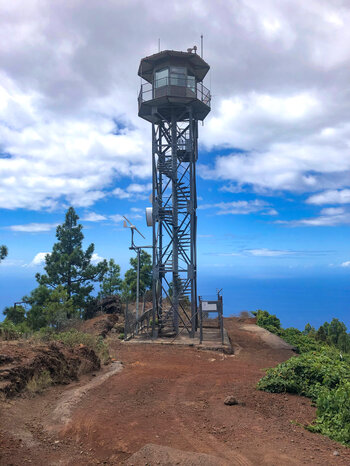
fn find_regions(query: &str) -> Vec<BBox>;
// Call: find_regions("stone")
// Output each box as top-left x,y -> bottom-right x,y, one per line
224,395 -> 238,406
333,451 -> 340,456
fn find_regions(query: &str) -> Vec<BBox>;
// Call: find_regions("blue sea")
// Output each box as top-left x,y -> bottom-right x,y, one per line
1,272 -> 350,331
198,274 -> 350,331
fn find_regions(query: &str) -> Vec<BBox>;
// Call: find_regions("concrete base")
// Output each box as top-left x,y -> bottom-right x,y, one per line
124,326 -> 232,353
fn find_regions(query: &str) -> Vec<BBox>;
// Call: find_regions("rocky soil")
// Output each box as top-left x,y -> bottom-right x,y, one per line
0,340 -> 100,398
1,317 -> 350,465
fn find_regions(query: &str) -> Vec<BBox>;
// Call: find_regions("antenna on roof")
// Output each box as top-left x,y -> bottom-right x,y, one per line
201,34 -> 203,58
158,38 -> 160,53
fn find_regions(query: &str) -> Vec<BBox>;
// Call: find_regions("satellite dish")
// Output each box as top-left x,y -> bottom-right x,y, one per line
146,207 -> 153,227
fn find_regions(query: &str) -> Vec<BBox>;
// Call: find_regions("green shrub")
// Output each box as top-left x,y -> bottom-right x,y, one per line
308,382 -> 350,445
281,327 -> 321,354
256,310 -> 350,445
52,330 -> 110,364
254,310 -> 321,354
258,337 -> 350,445
257,349 -> 350,400
254,310 -> 281,331
0,320 -> 31,340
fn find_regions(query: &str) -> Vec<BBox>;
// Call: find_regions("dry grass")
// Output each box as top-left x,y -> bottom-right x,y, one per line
26,370 -> 52,394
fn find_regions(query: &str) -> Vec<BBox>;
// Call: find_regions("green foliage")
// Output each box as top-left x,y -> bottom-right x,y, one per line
122,250 -> 152,300
254,309 -> 281,331
0,245 -> 8,262
41,286 -> 74,330
258,350 -> 350,445
254,310 -> 325,354
36,207 -> 107,311
3,305 -> 26,324
24,285 -> 75,330
30,328 -> 110,364
303,323 -> 316,337
257,350 -> 350,399
338,332 -> 350,353
97,258 -> 122,299
0,320 -> 31,340
257,310 -> 350,445
309,382 -> 350,444
315,324 -> 327,342
281,327 -> 321,353
24,285 -> 53,330
52,329 -> 109,364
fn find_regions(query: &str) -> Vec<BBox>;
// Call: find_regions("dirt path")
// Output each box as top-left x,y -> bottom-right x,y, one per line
1,318 -> 349,465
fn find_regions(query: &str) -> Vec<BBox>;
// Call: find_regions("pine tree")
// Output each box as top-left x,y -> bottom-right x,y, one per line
25,285 -> 53,330
315,324 -> 327,342
97,259 -> 122,299
3,305 -> 26,324
0,245 -> 8,262
36,207 -> 107,312
122,250 -> 152,300
303,323 -> 316,336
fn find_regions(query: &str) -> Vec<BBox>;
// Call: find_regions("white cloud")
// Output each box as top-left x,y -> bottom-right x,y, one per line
0,258 -> 25,267
82,212 -> 107,222
199,199 -> 276,216
109,214 -> 124,223
7,222 -> 58,232
91,252 -> 105,264
2,0 -> 350,210
220,184 -> 245,194
319,207 -> 345,216
277,207 -> 350,227
112,183 -> 152,201
341,261 -> 350,267
246,248 -> 294,257
262,208 -> 278,216
112,188 -> 131,200
307,190 -> 350,205
29,252 -> 50,266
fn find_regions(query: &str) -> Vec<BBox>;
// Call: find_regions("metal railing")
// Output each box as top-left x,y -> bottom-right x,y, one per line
198,293 -> 224,345
138,78 -> 211,108
124,302 -> 153,340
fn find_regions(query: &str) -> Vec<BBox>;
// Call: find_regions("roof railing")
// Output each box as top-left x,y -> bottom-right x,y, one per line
138,78 -> 211,108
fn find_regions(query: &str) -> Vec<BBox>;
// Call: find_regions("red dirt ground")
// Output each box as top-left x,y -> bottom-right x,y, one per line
1,318 -> 349,465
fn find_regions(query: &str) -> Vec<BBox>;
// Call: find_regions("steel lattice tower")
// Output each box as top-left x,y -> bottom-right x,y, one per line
138,49 -> 211,337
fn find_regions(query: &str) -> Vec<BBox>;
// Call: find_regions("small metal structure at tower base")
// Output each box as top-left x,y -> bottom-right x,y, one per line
199,290 -> 224,345
138,49 -> 211,338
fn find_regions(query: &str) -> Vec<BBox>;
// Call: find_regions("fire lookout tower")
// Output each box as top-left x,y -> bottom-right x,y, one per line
138,48 -> 211,338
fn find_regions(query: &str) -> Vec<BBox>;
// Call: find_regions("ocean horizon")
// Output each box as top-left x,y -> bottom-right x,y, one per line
1,273 -> 349,332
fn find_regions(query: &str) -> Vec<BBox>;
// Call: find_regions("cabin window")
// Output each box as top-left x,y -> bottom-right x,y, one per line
170,66 -> 186,86
154,67 -> 196,91
155,68 -> 169,88
187,74 -> 195,92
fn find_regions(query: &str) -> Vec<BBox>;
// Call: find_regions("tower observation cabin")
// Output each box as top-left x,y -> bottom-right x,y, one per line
138,48 -> 211,338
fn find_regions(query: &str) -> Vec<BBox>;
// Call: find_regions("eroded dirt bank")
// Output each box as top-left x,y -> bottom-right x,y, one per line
1,318 -> 350,465
0,340 -> 100,398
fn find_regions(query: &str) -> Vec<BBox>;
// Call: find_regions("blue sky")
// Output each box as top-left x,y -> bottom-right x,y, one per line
1,0 -> 350,329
